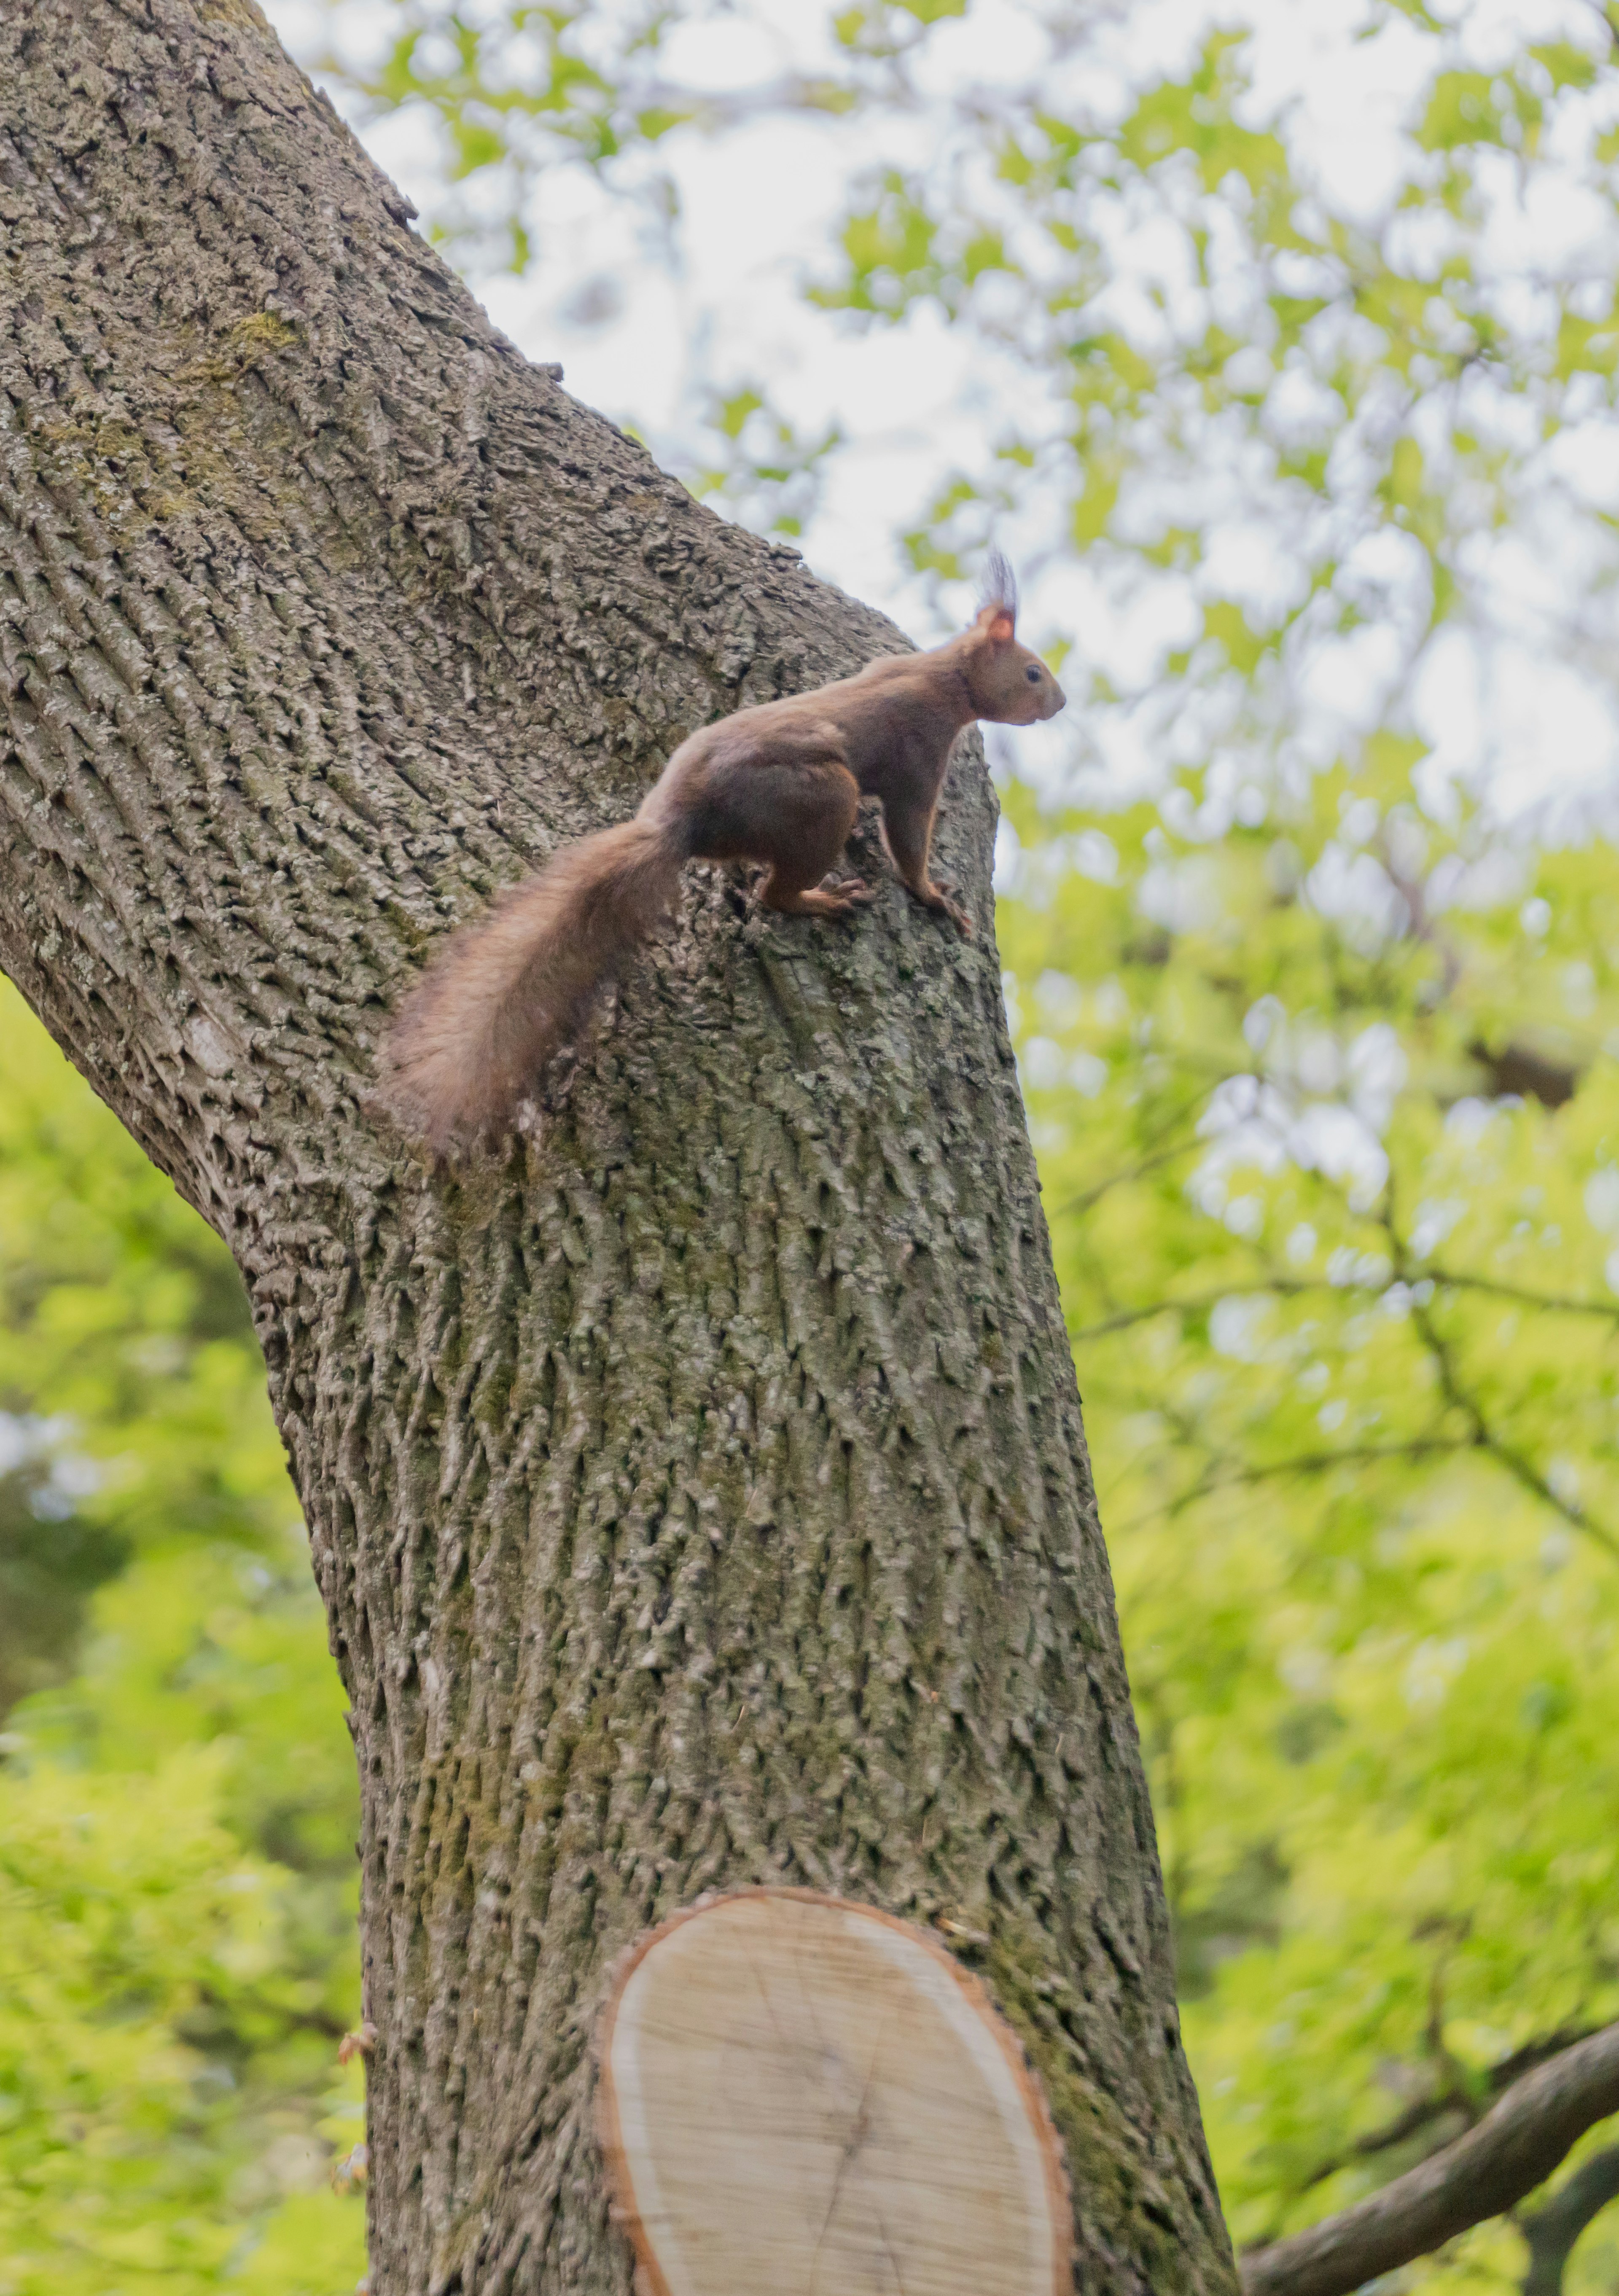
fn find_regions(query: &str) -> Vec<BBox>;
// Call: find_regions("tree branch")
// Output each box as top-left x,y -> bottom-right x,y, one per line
1240,2023 -> 1619,2296
1301,2027 -> 1605,2192
1070,1269 -> 1619,1347
1519,2142 -> 1619,2296
1052,1117 -> 1209,1221
1069,1278 -> 1321,1342
1152,1438 -> 1474,1523
1429,1271 -> 1619,1324
1407,1293 -> 1619,1567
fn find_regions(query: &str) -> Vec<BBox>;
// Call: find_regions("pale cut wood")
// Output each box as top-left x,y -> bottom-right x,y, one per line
597,1889 -> 1072,2296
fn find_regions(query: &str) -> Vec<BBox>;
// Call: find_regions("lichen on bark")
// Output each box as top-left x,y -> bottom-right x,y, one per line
0,5 -> 1238,2291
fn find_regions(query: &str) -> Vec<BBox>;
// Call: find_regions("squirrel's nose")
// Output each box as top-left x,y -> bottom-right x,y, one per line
1044,682 -> 1068,718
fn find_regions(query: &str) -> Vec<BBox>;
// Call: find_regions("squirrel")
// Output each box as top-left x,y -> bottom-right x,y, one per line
382,553 -> 1065,1151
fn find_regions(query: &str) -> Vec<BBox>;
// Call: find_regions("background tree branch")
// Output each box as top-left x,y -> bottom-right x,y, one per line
1519,2142 -> 1619,2296
1240,2024 -> 1619,2296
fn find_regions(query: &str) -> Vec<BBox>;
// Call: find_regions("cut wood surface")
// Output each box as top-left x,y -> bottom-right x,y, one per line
597,1890 -> 1071,2296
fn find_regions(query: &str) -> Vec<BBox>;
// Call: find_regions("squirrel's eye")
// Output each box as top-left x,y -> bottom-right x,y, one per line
1025,665 -> 1042,683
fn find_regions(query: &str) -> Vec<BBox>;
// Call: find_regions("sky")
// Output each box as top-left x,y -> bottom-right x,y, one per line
262,0 -> 1619,828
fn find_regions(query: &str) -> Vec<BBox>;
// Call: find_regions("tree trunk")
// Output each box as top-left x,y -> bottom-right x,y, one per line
0,5 -> 1236,2292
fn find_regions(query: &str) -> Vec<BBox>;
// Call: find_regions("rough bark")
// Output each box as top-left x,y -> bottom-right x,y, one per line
0,5 -> 1236,2293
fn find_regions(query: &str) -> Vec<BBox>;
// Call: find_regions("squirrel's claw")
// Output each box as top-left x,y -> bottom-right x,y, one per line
924,881 -> 974,938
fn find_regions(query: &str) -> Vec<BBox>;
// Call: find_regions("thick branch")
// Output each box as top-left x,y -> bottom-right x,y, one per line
1241,2024 -> 1619,2296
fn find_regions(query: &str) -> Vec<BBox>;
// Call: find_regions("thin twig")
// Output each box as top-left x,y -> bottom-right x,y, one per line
1302,2028 -> 1604,2192
1071,1268 -> 1619,1346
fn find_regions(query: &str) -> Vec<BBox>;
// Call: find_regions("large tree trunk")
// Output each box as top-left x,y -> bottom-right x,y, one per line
0,5 -> 1236,2292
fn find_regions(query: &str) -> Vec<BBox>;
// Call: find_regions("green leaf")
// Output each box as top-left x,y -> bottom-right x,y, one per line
1529,42 -> 1598,93
1202,600 -> 1269,674
1416,71 -> 1507,151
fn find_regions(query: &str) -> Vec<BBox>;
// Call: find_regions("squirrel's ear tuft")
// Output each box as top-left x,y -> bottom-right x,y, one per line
976,548 -> 1019,625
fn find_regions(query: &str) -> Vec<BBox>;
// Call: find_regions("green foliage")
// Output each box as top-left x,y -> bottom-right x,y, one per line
0,1459 -> 127,1719
0,984 -> 364,2295
22,0 -> 1619,2284
0,979 -> 289,1710
997,769 -> 1619,2282
812,15 -> 1619,812
297,0 -> 857,269
835,0 -> 968,48
0,1729 -> 363,2296
686,384 -> 843,537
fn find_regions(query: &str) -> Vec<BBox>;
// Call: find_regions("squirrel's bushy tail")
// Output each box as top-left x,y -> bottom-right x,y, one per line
382,816 -> 687,1152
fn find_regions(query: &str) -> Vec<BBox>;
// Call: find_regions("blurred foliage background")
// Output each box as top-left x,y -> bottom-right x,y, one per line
5,0 -> 1619,2290
0,985 -> 367,2294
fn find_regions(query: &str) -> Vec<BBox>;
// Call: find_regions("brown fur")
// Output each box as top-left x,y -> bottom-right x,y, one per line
382,557 -> 1065,1150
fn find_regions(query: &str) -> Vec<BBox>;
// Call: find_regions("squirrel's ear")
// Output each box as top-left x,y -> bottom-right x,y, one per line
976,604 -> 1017,644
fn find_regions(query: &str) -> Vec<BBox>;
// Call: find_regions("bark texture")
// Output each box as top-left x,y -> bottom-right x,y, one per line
0,5 -> 1237,2292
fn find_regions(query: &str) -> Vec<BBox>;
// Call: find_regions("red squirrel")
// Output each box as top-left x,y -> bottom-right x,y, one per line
382,554 -> 1065,1150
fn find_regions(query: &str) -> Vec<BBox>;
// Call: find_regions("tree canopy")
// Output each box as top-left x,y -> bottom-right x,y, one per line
2,0 -> 1617,2289
0,982 -> 367,2294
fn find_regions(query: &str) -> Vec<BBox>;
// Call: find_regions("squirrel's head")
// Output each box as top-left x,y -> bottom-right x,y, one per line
957,553 -> 1067,727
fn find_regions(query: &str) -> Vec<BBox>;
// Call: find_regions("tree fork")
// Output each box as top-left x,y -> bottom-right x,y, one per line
0,4 -> 1235,2291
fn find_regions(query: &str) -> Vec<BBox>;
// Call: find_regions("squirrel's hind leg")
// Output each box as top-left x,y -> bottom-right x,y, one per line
737,757 -> 869,919
764,877 -> 874,918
